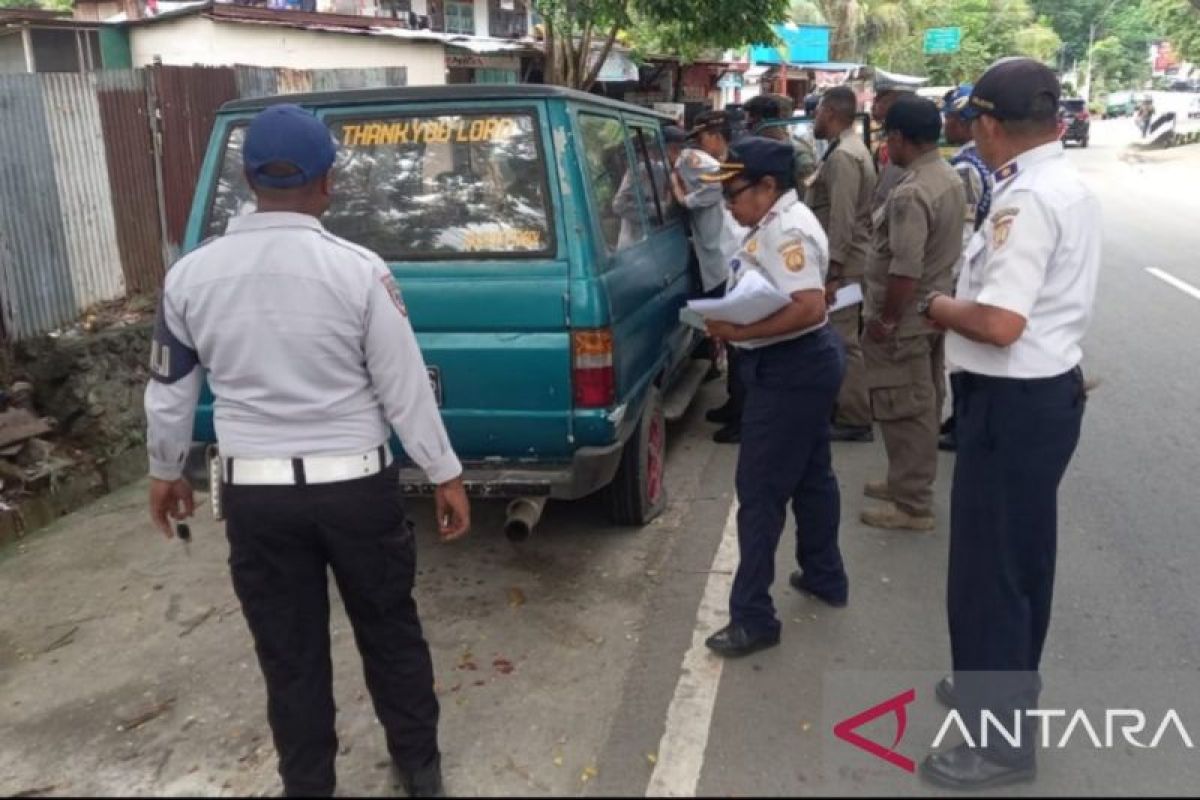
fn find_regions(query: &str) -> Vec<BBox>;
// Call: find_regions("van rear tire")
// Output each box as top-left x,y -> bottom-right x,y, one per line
605,387 -> 667,526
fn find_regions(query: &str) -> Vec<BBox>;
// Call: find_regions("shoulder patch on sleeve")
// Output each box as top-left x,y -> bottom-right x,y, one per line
380,273 -> 408,317
778,239 -> 808,273
990,207 -> 1021,249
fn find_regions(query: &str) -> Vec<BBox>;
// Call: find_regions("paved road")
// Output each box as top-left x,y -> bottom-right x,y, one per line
2,122 -> 1199,797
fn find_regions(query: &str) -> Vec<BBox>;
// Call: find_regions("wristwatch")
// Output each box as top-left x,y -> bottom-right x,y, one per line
918,291 -> 943,320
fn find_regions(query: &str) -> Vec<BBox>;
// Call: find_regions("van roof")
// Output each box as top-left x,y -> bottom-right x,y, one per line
220,84 -> 675,122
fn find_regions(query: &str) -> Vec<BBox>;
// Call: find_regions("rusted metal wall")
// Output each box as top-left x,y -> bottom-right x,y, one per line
97,69 -> 164,295
0,64 -> 416,339
152,65 -> 239,259
0,74 -> 74,340
41,73 -> 127,312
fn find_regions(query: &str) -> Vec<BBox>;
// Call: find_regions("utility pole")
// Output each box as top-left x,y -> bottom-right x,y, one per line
1083,0 -> 1122,102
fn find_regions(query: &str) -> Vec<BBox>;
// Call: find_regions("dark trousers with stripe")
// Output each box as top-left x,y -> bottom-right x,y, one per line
224,464 -> 439,796
731,325 -> 848,634
948,368 -> 1086,765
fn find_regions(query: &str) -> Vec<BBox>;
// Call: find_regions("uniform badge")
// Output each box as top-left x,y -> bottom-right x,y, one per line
994,162 -> 1020,182
746,239 -> 758,255
779,240 -> 807,272
380,274 -> 408,316
990,207 -> 1020,250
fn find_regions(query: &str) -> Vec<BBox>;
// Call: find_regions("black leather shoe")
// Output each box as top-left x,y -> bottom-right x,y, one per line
704,623 -> 780,657
935,675 -> 959,709
788,571 -> 848,608
938,431 -> 957,452
705,405 -> 734,424
712,425 -> 741,444
920,744 -> 1035,790
394,753 -> 445,798
830,424 -> 874,443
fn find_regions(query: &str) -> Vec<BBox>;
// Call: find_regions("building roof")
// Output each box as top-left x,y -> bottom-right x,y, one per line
113,1 -> 539,53
219,83 -> 675,121
0,8 -> 104,29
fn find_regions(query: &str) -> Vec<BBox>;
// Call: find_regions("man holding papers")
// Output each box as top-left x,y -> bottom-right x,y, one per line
694,137 -> 850,659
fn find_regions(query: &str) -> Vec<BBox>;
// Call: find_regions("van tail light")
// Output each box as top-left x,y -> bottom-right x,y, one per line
572,328 -> 615,408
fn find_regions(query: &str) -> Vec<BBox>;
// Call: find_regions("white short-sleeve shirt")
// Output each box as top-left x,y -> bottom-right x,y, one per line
729,189 -> 830,349
946,142 -> 1101,378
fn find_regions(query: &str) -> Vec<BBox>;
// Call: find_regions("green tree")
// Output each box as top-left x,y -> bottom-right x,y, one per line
535,0 -> 790,89
1144,0 -> 1200,61
788,0 -> 908,62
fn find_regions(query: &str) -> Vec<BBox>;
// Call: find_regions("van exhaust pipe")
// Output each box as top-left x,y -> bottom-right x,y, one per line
504,497 -> 547,542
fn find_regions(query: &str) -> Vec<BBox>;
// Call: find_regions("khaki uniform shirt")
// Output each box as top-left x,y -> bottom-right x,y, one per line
864,150 -> 966,339
806,127 -> 877,280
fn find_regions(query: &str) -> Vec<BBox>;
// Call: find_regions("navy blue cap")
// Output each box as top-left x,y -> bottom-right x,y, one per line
969,58 -> 1060,121
663,125 -> 688,144
699,136 -> 795,183
243,104 -> 337,189
945,84 -> 979,121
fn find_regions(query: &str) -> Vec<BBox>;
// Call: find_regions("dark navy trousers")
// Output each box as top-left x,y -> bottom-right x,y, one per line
731,325 -> 848,635
948,368 -> 1086,766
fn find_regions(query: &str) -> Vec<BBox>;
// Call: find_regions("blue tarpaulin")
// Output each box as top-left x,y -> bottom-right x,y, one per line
749,24 -> 831,66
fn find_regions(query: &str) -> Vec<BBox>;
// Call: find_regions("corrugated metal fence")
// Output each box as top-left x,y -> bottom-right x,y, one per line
0,63 -> 408,340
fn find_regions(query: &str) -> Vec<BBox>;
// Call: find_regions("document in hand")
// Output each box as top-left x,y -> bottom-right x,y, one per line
830,282 -> 863,313
685,269 -> 792,326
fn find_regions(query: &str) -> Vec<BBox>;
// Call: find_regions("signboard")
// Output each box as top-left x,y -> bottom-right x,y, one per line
923,27 -> 962,55
1151,40 -> 1180,75
446,53 -> 519,71
717,72 -> 744,89
749,24 -> 831,65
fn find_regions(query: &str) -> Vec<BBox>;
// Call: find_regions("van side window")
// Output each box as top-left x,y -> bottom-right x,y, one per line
206,124 -> 256,237
631,125 -> 681,228
578,113 -> 644,252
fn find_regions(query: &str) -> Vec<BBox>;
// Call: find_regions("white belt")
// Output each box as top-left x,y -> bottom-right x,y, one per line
225,446 -> 393,486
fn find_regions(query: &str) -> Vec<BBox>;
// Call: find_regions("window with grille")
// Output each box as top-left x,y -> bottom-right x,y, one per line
444,0 -> 475,35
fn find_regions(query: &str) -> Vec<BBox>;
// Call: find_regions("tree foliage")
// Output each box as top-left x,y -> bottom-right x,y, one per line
1144,0 -> 1200,61
533,0 -> 790,89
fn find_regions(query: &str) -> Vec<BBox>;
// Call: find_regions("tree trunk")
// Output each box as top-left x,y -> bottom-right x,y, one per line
581,22 -> 622,92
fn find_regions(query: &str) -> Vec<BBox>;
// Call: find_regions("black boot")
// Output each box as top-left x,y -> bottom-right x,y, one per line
395,753 -> 445,798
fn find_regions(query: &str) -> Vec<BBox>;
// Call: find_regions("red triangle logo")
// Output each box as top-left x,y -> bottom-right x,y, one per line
833,688 -> 917,773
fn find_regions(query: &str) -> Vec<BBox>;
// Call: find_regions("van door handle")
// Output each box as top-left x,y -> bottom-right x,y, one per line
661,274 -> 670,288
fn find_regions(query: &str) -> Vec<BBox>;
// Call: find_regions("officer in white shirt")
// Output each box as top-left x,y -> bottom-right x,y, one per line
145,104 -> 469,798
917,59 -> 1099,789
699,137 -> 849,658
672,110 -> 750,444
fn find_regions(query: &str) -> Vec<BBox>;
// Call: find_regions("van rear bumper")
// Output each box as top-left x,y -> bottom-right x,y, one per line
398,440 -> 625,501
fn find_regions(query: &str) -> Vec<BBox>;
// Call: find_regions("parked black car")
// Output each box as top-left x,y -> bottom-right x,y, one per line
1059,98 -> 1091,147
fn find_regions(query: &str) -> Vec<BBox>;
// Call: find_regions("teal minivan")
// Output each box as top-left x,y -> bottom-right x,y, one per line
187,86 -> 708,536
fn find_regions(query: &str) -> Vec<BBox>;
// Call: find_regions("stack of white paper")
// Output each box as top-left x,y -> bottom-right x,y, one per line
685,270 -> 791,325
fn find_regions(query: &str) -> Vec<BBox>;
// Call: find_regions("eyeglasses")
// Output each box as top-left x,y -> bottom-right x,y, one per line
723,179 -> 759,202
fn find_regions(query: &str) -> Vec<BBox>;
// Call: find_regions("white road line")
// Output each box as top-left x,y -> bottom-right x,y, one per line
646,500 -> 740,798
1146,267 -> 1200,302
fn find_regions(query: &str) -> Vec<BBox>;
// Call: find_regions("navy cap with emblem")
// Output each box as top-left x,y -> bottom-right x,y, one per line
243,104 -> 338,189
945,83 -> 979,121
700,136 -> 796,184
969,58 -> 1061,121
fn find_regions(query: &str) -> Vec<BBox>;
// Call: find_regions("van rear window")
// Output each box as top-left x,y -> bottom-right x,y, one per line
204,111 -> 553,259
